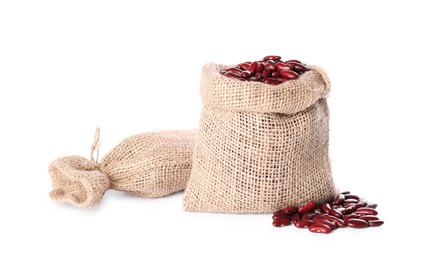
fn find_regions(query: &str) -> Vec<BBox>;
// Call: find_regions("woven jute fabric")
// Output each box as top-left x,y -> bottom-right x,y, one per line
183,63 -> 337,213
49,130 -> 197,207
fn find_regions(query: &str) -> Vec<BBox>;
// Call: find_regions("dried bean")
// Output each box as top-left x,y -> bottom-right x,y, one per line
280,70 -> 299,79
273,218 -> 291,227
344,198 -> 358,204
248,61 -> 258,74
263,55 -> 281,61
345,194 -> 360,200
320,202 -> 332,213
291,213 -> 302,222
346,219 -> 369,228
294,220 -> 314,228
309,223 -> 331,234
355,207 -> 378,215
271,191 -> 383,234
298,201 -> 317,213
314,218 -> 337,230
284,206 -> 296,215
368,220 -> 384,227
359,216 -> 379,221
343,214 -> 359,221
334,194 -> 345,205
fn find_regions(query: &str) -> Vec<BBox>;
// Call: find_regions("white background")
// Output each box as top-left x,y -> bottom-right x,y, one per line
1,0 -> 439,259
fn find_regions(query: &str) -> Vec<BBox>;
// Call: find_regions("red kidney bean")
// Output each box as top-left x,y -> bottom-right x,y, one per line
284,206 -> 296,215
312,214 -> 327,220
275,62 -> 292,71
272,210 -> 290,219
355,212 -> 370,216
342,205 -> 356,215
314,208 -> 323,214
262,68 -> 271,79
368,220 -> 384,227
241,71 -> 251,79
343,214 -> 359,221
298,201 -> 317,213
276,78 -> 289,83
346,219 -> 369,228
319,214 -> 346,227
291,213 -> 302,222
264,59 -> 276,65
314,218 -> 337,230
340,191 -> 351,194
224,71 -> 244,80
355,207 -> 378,215
280,70 -> 299,79
273,209 -> 285,216
264,78 -> 279,85
273,218 -> 291,227
344,203 -> 356,208
320,202 -> 331,213
225,67 -> 243,74
291,63 -> 307,73
263,55 -> 281,61
344,198 -> 358,204
334,194 -> 345,205
272,214 -> 290,220
294,220 -> 314,228
256,62 -> 264,73
359,216 -> 379,221
345,194 -> 360,200
266,63 -> 276,72
301,212 -> 317,220
353,202 -> 365,210
335,207 -> 345,213
238,62 -> 251,70
248,61 -> 258,75
329,208 -> 343,219
309,223 -> 331,234
271,71 -> 281,78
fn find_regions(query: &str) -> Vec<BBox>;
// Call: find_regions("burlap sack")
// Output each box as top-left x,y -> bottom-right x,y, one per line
49,129 -> 197,207
183,63 -> 337,213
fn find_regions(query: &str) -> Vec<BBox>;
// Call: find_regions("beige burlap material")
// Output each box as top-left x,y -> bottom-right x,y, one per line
49,129 -> 197,207
183,63 -> 337,213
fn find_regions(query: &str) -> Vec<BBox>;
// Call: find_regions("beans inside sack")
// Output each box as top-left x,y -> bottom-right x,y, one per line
272,191 -> 384,234
220,55 -> 308,85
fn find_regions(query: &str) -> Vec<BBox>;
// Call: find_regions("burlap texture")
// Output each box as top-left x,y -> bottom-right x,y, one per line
49,130 -> 197,207
183,63 -> 337,213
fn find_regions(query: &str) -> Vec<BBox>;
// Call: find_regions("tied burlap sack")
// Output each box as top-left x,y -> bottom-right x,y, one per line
183,63 -> 337,213
49,128 -> 197,207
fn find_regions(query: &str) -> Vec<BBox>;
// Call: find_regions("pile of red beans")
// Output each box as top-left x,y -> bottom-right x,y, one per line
220,55 -> 308,85
272,191 -> 384,234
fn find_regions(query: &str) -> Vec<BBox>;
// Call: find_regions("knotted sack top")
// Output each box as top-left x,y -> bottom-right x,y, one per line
200,63 -> 331,115
49,128 -> 197,207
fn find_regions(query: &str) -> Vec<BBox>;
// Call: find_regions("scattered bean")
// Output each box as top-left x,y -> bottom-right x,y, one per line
346,219 -> 369,228
294,220 -> 314,228
298,201 -> 317,213
273,218 -> 291,227
309,223 -> 332,234
368,220 -> 384,227
271,191 -> 383,234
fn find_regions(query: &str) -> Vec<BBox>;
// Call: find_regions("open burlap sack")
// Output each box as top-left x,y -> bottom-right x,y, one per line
49,129 -> 197,207
183,63 -> 337,213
